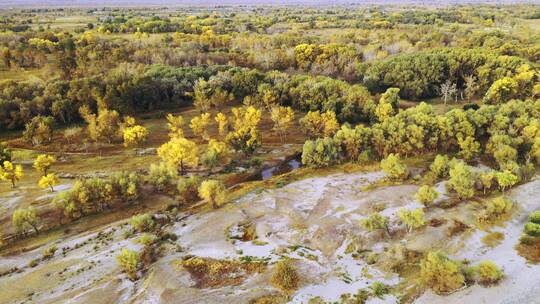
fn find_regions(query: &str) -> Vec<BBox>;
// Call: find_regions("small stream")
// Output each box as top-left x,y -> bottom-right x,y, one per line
260,157 -> 302,180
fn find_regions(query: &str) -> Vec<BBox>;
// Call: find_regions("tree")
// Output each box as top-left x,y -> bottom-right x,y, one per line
420,251 -> 464,294
226,126 -> 261,156
447,162 -> 475,200
166,113 -> 184,139
117,248 -> 140,280
380,153 -> 408,180
123,125 -> 148,147
33,154 -> 56,176
198,180 -> 227,208
270,106 -> 295,142
202,140 -> 230,171
457,136 -> 480,160
299,111 -> 339,138
190,112 -> 211,141
360,213 -> 391,236
23,116 -> 54,146
39,173 -> 59,192
415,185 -> 439,207
0,161 -> 23,188
495,170 -> 518,192
479,171 -> 495,194
215,112 -> 228,136
398,208 -> 425,232
270,259 -> 299,293
157,137 -> 199,175
177,176 -> 201,205
63,127 -> 83,144
301,137 -> 340,168
12,207 -> 39,235
464,75 -> 479,100
439,80 -> 457,105
79,106 -> 121,143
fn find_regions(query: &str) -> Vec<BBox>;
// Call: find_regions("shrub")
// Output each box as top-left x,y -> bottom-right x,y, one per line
476,261 -> 503,285
479,197 -> 513,222
12,207 -> 39,235
369,281 -> 391,298
528,211 -> 540,224
148,162 -> 178,192
129,214 -> 155,233
420,251 -> 464,294
360,213 -> 390,235
380,153 -> 408,180
415,185 -> 439,207
110,171 -> 141,202
397,208 -> 425,232
116,248 -> 140,280
198,180 -> 227,208
430,154 -> 449,178
42,245 -> 57,260
301,137 -> 341,168
524,222 -> 540,237
270,259 -> 299,293
177,175 -> 201,204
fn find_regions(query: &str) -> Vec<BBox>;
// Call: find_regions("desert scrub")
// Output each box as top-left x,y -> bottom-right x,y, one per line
380,153 -> 408,181
177,175 -> 201,204
476,261 -> 504,285
271,259 -> 300,294
415,185 -> 439,207
198,179 -> 227,208
369,281 -> 391,298
478,197 -> 513,223
420,251 -> 464,294
360,213 -> 391,236
181,257 -> 265,288
398,208 -> 425,232
42,245 -> 57,260
116,248 -> 140,280
148,162 -> 177,192
129,213 -> 155,233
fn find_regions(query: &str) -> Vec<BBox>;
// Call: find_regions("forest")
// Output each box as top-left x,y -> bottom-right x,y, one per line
0,2 -> 540,304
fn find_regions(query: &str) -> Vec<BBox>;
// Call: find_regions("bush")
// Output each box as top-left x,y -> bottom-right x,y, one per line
380,153 -> 408,180
301,137 -> 340,168
524,222 -> 540,237
369,281 -> 391,298
177,175 -> 201,204
420,251 -> 464,294
116,248 -> 140,280
270,259 -> 299,293
42,245 -> 57,260
148,162 -> 178,192
479,197 -> 513,222
129,214 -> 155,233
415,185 -> 439,207
110,171 -> 141,202
198,180 -> 227,208
360,213 -> 389,235
528,211 -> 540,224
476,261 -> 503,285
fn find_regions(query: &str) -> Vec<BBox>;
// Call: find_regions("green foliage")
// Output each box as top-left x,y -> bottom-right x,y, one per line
398,208 -> 426,232
0,142 -> 11,164
528,211 -> 540,224
495,170 -> 519,192
198,179 -> 227,208
430,154 -> 449,178
177,175 -> 201,205
524,222 -> 540,237
360,213 -> 389,233
23,116 -> 54,146
53,178 -> 113,219
369,281 -> 391,298
270,259 -> 299,293
415,185 -> 439,207
148,162 -> 178,192
12,207 -> 39,235
301,137 -> 341,168
447,161 -> 475,200
380,153 -> 408,180
110,171 -> 141,202
476,261 -> 504,285
129,213 -> 155,233
420,251 -> 465,294
116,248 -> 140,280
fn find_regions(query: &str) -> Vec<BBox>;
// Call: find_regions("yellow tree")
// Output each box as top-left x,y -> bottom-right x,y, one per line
198,179 -> 227,208
166,113 -> 184,138
123,125 -> 149,147
33,154 -> 56,176
215,112 -> 229,136
202,140 -> 230,171
270,106 -> 295,142
0,161 -> 24,188
39,173 -> 59,192
299,110 -> 339,138
157,137 -> 199,175
190,113 -> 211,141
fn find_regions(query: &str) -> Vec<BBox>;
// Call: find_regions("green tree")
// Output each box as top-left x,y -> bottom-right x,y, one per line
12,207 -> 39,235
398,208 -> 426,232
301,137 -> 340,168
495,170 -> 518,192
360,213 -> 391,236
447,162 -> 475,200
